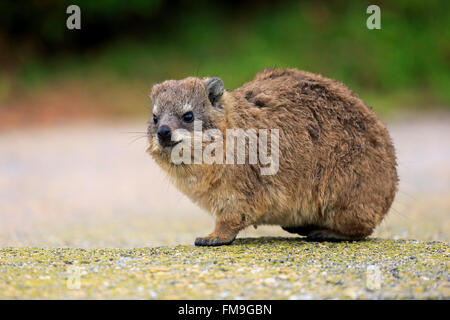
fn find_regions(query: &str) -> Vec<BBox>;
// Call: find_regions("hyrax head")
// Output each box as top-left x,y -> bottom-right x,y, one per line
148,77 -> 224,154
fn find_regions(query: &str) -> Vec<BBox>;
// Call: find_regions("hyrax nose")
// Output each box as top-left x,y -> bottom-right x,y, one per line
157,125 -> 171,142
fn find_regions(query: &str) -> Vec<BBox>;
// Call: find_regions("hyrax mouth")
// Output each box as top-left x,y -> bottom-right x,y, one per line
159,139 -> 182,151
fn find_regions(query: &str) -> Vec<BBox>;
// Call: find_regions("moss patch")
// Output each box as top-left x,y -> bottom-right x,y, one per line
0,238 -> 448,299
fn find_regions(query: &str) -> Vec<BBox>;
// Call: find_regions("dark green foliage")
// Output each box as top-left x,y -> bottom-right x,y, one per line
1,0 -> 449,111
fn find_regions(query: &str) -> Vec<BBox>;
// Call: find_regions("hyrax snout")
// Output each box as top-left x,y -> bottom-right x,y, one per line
147,68 -> 398,246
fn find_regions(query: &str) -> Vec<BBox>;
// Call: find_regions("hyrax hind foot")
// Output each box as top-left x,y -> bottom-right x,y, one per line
282,225 -> 319,236
306,229 -> 364,242
282,226 -> 367,242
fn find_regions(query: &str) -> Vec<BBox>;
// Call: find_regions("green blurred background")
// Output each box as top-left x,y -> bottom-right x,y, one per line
0,0 -> 449,127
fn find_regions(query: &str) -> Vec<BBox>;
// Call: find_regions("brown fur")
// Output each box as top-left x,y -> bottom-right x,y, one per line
147,68 -> 398,245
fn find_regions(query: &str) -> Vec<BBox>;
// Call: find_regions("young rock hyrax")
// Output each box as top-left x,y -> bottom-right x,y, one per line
147,68 -> 398,246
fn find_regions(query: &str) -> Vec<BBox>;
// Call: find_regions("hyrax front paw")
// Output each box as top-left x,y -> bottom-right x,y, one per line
194,235 -> 236,246
195,215 -> 247,246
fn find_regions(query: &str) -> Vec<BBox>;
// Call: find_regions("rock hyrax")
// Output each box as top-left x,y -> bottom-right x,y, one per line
147,68 -> 398,246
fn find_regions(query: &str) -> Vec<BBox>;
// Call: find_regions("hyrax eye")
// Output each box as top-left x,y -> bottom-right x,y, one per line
153,114 -> 158,124
182,111 -> 194,123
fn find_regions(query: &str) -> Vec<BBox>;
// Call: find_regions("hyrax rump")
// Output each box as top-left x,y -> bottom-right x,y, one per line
147,68 -> 398,246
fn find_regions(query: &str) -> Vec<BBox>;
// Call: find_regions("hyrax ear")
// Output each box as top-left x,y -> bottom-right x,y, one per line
205,77 -> 224,108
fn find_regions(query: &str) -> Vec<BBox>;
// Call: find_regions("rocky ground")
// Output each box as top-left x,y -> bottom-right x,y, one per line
0,114 -> 449,299
0,239 -> 448,299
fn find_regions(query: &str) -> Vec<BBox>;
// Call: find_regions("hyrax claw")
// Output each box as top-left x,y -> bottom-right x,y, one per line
194,236 -> 236,247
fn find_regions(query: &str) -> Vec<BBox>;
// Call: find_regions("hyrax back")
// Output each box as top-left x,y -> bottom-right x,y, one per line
147,68 -> 398,246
